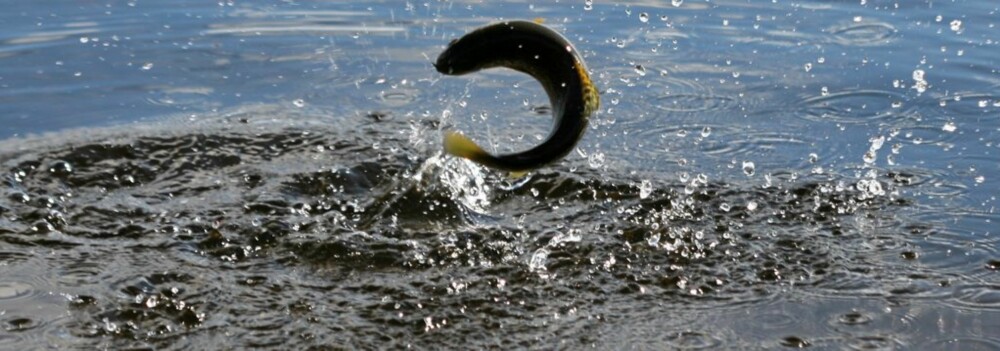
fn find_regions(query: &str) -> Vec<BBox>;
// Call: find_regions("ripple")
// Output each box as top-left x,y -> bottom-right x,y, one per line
831,310 -> 875,327
0,281 -> 35,301
698,130 -> 808,157
378,88 -> 419,107
660,331 -> 725,350
648,78 -> 738,114
844,335 -> 902,351
946,285 -> 1000,311
654,94 -> 737,113
828,21 -> 897,46
798,89 -> 911,124
923,337 -> 1000,350
3,316 -> 40,332
755,311 -> 798,330
934,92 -> 1000,120
895,124 -> 969,152
203,23 -> 405,36
144,86 -> 215,108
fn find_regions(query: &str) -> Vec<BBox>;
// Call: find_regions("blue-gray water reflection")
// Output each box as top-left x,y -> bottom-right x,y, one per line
1,0 -> 998,349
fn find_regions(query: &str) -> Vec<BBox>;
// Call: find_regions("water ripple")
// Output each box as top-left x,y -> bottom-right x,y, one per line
923,337 -> 1000,350
947,285 -> 1000,311
828,21 -> 897,46
798,89 -> 912,124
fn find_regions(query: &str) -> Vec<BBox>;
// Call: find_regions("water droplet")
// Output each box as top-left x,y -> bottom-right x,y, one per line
949,19 -> 962,32
700,126 -> 712,138
638,180 -> 653,199
856,178 -> 885,197
746,201 -> 758,211
742,161 -> 755,177
293,99 -> 305,107
583,0 -> 593,11
141,62 -> 154,70
808,153 -> 819,163
891,143 -> 902,154
634,64 -> 646,76
863,151 -> 876,164
804,63 -> 812,72
911,69 -> 928,94
639,12 -> 649,23
942,121 -> 956,132
671,0 -> 683,7
719,203 -> 731,212
869,135 -> 885,151
587,152 -> 606,169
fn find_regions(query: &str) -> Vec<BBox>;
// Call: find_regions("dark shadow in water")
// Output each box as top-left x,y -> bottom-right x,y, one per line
3,107 -> 994,349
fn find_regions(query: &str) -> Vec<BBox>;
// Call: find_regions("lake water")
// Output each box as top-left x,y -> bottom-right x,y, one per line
1,0 -> 999,349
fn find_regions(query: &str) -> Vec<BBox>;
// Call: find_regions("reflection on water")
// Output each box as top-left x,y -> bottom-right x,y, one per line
2,0 -> 999,349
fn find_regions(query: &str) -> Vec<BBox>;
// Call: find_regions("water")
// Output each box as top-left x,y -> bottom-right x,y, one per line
2,0 -> 999,349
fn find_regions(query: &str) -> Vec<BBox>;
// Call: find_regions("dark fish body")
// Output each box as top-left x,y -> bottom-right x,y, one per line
435,20 -> 600,172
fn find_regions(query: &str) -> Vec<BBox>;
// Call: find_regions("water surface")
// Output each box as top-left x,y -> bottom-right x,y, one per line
1,0 -> 999,349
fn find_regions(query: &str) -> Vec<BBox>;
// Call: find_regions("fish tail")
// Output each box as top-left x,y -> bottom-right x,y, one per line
443,131 -> 486,160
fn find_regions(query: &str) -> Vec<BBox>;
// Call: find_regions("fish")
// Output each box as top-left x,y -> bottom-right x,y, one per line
434,20 -> 600,173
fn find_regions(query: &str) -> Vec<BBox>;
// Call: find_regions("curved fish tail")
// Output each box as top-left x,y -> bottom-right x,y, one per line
443,131 -> 486,160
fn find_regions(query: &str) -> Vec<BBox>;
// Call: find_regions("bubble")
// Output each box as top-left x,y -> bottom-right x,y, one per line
671,0 -> 683,7
293,99 -> 306,107
804,63 -> 813,72
639,12 -> 649,23
583,0 -> 593,11
141,62 -> 154,70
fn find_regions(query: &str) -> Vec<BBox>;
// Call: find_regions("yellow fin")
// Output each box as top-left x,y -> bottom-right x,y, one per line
507,171 -> 529,179
533,17 -> 545,24
443,131 -> 485,159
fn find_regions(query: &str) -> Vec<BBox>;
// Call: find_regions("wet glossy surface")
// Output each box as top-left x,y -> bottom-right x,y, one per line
1,0 -> 999,349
